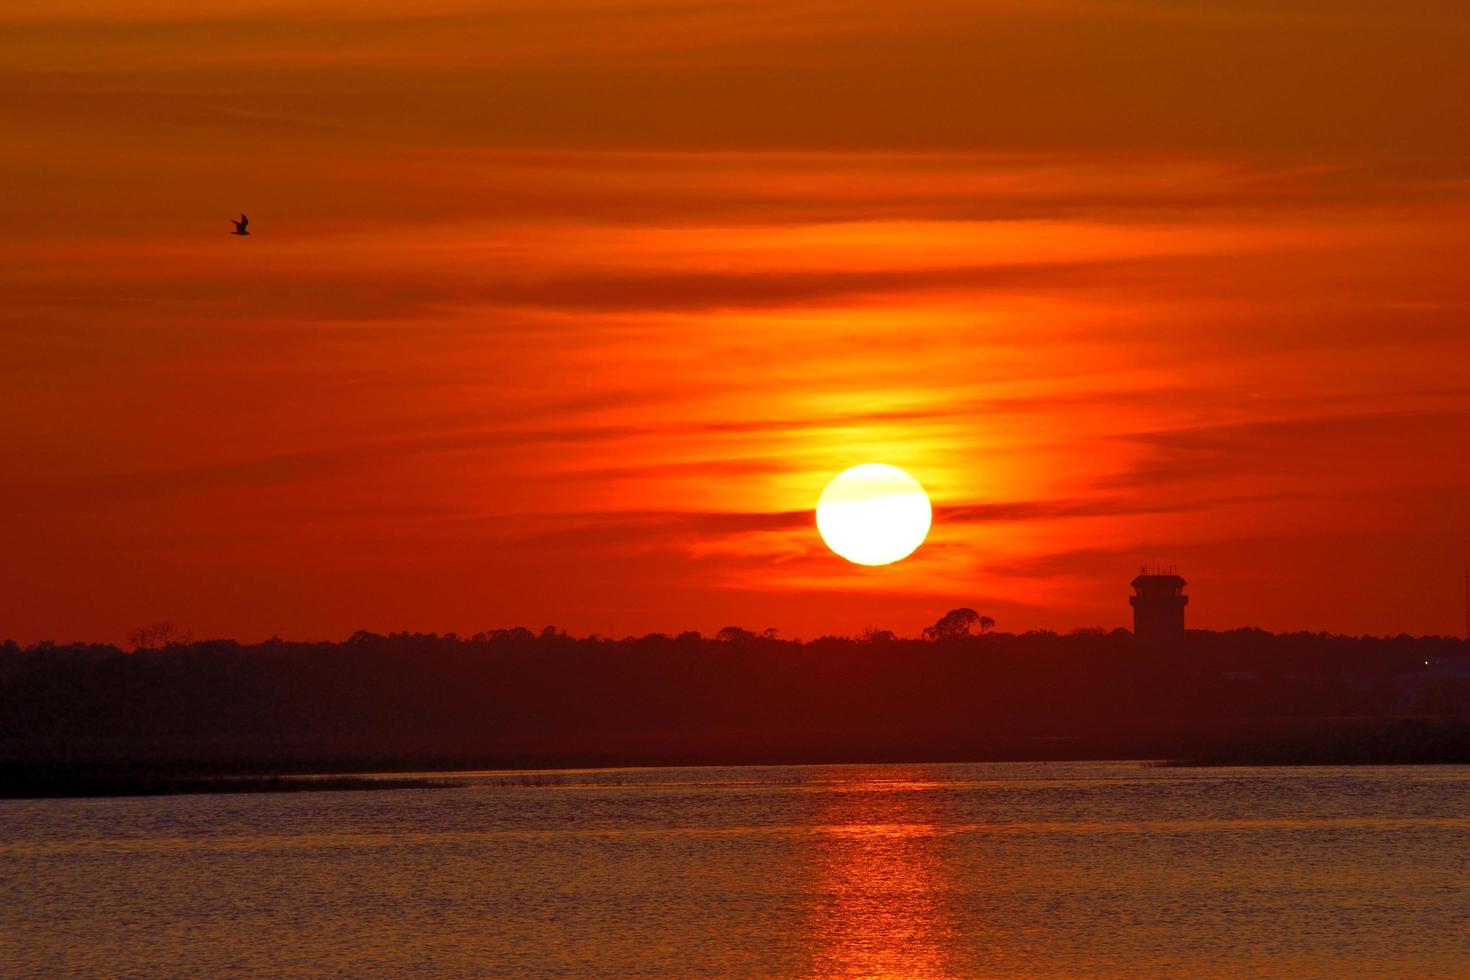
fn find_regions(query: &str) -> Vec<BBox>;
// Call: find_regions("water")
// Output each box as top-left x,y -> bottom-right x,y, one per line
3,763 -> 1468,977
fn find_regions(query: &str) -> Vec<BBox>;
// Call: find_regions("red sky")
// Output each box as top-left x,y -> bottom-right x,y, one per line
4,0 -> 1470,643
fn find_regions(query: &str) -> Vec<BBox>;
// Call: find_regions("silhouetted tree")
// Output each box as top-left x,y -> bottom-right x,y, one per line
716,626 -> 758,642
923,608 -> 984,641
128,621 -> 191,651
858,626 -> 897,643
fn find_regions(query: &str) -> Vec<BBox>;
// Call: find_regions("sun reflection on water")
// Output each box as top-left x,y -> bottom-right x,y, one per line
806,773 -> 956,979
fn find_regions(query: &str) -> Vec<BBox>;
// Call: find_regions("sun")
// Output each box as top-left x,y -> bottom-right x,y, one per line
815,464 -> 932,566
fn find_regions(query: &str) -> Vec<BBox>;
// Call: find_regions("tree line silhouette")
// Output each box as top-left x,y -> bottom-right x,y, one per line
3,618 -> 1467,784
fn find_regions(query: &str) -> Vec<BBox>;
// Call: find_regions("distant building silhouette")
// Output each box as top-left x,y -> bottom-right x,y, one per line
1131,569 -> 1188,646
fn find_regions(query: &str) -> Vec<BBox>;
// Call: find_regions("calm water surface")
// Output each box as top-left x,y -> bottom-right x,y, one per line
3,763 -> 1468,977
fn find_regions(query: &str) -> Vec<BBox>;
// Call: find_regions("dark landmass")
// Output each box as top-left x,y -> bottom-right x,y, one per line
0,765 -> 461,799
3,627 -> 1468,797
1157,715 -> 1470,766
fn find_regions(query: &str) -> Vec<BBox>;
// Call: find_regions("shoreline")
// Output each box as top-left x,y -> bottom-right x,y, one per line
0,773 -> 463,800
6,753 -> 1469,800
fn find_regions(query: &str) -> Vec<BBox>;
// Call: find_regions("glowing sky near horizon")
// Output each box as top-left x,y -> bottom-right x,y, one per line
2,0 -> 1470,643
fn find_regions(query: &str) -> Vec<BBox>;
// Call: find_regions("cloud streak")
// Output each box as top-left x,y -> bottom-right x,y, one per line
3,0 -> 1470,642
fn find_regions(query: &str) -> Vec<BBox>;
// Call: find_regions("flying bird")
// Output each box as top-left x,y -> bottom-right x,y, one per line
229,213 -> 250,236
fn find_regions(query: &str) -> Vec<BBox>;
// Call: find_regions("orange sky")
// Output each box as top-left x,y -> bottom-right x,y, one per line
4,0 -> 1470,643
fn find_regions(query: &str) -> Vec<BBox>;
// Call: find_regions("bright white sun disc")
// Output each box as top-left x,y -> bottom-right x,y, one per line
815,463 -> 932,566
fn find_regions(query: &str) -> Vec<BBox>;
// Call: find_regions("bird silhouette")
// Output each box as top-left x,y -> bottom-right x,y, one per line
230,213 -> 250,236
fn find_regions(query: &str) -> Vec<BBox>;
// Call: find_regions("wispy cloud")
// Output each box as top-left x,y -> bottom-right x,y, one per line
3,0 -> 1470,642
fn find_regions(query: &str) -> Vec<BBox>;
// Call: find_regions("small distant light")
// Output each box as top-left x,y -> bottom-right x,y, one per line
1425,660 -> 1430,665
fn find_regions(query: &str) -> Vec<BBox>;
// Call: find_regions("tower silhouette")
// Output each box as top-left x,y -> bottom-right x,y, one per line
1130,568 -> 1188,646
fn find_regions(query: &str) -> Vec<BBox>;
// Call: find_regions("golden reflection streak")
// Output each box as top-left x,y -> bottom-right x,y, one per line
806,774 -> 956,979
